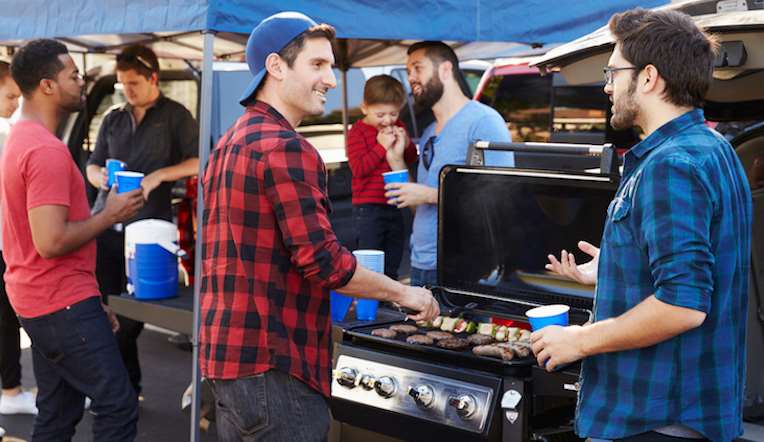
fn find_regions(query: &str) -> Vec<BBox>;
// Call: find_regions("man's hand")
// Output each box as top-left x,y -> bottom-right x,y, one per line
384,182 -> 436,208
546,241 -> 599,285
99,167 -> 109,190
530,325 -> 587,371
86,164 -> 110,190
394,285 -> 440,322
140,170 -> 164,200
377,126 -> 396,150
103,187 -> 145,223
102,303 -> 120,333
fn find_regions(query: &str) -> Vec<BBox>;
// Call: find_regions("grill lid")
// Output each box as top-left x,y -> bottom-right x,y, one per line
436,165 -> 618,311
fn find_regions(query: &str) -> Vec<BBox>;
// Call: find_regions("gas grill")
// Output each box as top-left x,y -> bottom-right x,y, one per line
331,142 -> 620,441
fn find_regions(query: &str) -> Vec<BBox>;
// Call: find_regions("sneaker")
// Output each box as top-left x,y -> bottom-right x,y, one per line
0,390 -> 38,415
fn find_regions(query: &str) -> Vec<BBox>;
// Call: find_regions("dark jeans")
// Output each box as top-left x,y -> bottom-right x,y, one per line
97,228 -> 144,394
353,204 -> 405,280
0,252 -> 22,390
18,296 -> 138,442
211,370 -> 329,442
618,432 -> 709,442
410,267 -> 437,287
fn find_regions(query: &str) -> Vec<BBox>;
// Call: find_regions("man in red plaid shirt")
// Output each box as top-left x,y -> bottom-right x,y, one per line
200,12 -> 439,442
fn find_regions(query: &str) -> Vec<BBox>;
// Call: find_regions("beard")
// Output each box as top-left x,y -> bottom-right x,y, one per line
61,91 -> 85,113
610,79 -> 639,130
413,74 -> 444,109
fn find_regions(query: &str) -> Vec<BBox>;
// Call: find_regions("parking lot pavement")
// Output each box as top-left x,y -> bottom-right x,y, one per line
0,327 -> 219,441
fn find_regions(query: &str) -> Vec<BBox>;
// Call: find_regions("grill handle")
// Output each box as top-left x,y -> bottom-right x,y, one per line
466,140 -> 618,176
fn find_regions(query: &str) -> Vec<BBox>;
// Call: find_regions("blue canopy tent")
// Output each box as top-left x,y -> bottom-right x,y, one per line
0,1 -> 667,439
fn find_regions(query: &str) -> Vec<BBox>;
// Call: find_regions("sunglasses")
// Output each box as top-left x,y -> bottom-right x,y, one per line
422,136 -> 436,170
117,53 -> 155,72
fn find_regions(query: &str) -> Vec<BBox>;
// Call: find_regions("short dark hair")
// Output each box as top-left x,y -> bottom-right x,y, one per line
407,41 -> 461,82
609,8 -> 718,108
363,75 -> 406,108
116,44 -> 160,79
0,60 -> 10,84
278,24 -> 337,67
10,39 -> 69,96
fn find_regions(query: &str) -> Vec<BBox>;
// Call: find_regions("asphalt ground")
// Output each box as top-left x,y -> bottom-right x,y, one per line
0,327 -> 219,442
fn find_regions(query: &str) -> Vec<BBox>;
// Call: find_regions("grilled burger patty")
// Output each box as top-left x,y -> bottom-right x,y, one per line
436,337 -> 469,351
467,334 -> 494,345
425,331 -> 453,341
406,334 -> 434,345
472,344 -> 514,361
389,324 -> 418,334
371,328 -> 397,339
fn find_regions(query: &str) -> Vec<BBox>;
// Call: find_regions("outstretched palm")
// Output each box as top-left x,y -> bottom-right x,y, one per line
545,241 -> 599,285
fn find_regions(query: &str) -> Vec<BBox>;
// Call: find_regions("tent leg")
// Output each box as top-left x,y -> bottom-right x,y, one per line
342,68 -> 348,145
338,39 -> 349,149
191,30 -> 214,442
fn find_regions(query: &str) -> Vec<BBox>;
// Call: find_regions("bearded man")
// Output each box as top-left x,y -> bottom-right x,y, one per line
536,8 -> 751,441
384,41 -> 513,287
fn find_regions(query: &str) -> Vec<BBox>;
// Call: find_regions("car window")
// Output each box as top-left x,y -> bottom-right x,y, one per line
462,69 -> 485,97
552,85 -> 607,134
478,73 -> 552,142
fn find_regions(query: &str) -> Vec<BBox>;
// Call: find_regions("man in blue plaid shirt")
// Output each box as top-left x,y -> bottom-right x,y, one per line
532,8 -> 752,442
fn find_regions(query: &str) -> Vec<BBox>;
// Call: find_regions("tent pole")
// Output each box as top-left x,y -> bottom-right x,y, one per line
338,39 -> 349,148
191,29 -> 214,442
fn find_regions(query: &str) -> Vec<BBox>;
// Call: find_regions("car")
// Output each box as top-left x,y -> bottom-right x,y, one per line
474,58 -> 640,152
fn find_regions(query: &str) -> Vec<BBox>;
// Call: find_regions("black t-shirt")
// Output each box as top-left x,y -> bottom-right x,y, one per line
88,94 -> 199,222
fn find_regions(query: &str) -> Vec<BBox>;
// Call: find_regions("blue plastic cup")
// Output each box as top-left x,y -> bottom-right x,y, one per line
106,159 -> 127,187
383,170 -> 409,205
352,250 -> 384,320
115,171 -> 144,194
355,299 -> 379,321
353,249 -> 385,273
525,304 -> 570,331
382,169 -> 409,184
330,291 -> 354,323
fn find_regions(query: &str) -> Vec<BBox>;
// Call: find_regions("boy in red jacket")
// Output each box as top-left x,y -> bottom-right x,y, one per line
346,75 -> 417,280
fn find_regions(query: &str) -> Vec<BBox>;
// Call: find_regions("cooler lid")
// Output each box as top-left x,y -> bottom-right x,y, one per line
436,165 -> 618,310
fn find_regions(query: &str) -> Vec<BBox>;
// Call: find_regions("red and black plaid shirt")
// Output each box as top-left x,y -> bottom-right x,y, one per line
199,101 -> 357,397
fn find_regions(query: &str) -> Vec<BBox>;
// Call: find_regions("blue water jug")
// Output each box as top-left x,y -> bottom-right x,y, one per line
124,219 -> 186,300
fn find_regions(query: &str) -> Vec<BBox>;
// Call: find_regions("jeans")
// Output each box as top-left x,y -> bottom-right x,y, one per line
0,252 -> 21,390
97,228 -> 144,394
211,370 -> 329,442
410,267 -> 437,288
353,204 -> 405,280
18,296 -> 138,442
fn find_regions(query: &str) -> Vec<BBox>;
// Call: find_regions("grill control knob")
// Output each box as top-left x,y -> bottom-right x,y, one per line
374,376 -> 397,398
448,394 -> 477,419
333,367 -> 358,389
359,374 -> 377,391
407,384 -> 435,408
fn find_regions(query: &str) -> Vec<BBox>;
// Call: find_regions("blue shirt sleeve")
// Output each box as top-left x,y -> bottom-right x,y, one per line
470,106 -> 514,167
637,154 -> 715,313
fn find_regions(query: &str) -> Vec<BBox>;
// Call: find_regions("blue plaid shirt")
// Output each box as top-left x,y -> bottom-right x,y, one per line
576,109 -> 751,441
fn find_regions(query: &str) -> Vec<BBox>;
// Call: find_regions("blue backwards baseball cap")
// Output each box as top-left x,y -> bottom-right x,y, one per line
239,11 -> 318,105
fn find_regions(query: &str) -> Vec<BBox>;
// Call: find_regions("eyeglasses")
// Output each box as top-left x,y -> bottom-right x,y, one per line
422,136 -> 436,170
603,66 -> 639,85
117,53 -> 155,72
